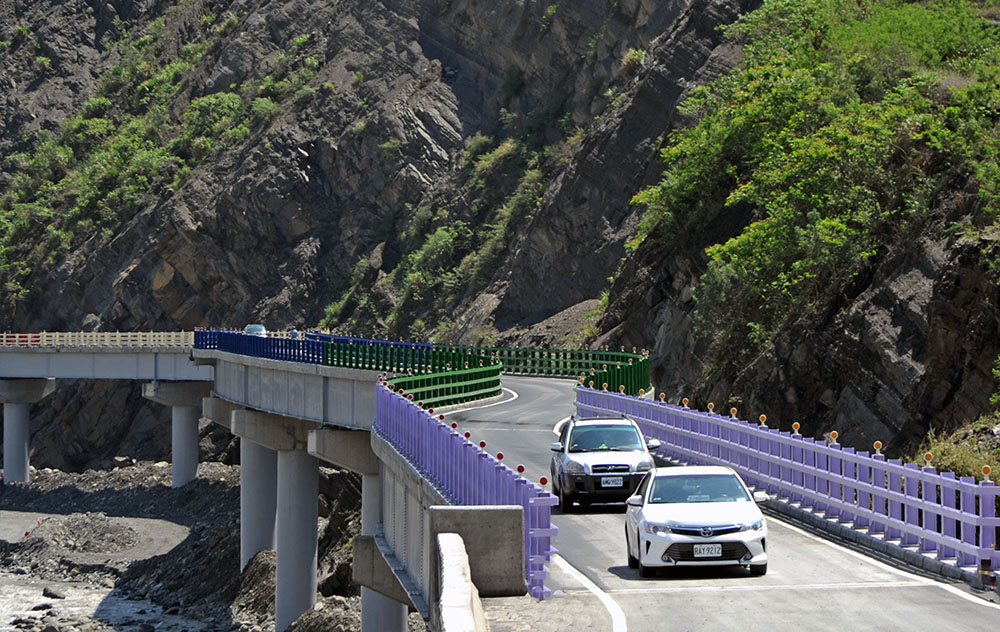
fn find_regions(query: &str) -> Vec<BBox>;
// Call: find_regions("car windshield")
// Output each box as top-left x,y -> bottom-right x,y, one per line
568,424 -> 643,452
648,474 -> 750,503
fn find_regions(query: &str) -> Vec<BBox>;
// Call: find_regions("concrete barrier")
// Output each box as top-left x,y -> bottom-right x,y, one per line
433,533 -> 487,632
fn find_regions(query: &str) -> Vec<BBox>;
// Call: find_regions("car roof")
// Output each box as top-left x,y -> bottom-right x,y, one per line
648,465 -> 737,477
571,416 -> 636,427
552,415 -> 638,435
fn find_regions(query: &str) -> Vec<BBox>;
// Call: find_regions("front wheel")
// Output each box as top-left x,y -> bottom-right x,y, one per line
558,488 -> 574,513
639,560 -> 655,578
749,563 -> 767,576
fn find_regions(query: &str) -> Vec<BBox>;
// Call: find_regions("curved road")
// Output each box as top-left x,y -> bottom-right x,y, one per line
448,376 -> 1000,631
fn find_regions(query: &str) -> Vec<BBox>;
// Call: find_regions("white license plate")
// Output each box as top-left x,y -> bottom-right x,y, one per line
601,476 -> 624,487
693,543 -> 722,558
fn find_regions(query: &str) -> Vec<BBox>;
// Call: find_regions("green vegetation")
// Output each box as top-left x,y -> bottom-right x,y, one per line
501,65 -> 525,100
632,0 -> 1000,356
0,6 -> 325,300
541,5 -> 558,32
620,47 -> 645,79
919,415 -> 1000,482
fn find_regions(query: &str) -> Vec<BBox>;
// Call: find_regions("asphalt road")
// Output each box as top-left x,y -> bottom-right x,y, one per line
452,376 -> 1000,632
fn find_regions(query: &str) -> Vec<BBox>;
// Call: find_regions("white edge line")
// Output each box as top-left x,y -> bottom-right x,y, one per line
777,517 -> 1000,610
553,553 -> 627,632
440,387 -> 519,416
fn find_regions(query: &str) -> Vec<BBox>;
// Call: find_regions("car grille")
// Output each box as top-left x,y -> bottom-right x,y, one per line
592,464 -> 630,473
670,525 -> 741,537
666,542 -> 750,562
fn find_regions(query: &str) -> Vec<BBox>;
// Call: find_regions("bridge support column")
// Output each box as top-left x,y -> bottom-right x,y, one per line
361,472 -> 408,632
275,448 -> 318,632
232,409 -> 321,631
240,438 -> 277,569
142,381 -> 212,488
0,378 -> 56,484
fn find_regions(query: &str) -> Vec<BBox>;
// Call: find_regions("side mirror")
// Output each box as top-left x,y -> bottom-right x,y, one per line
753,491 -> 769,503
550,442 -> 564,452
626,495 -> 643,507
646,438 -> 661,450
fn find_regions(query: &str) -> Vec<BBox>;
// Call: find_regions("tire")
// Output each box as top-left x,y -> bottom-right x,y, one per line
639,560 -> 654,578
558,488 -> 574,514
749,563 -> 767,577
626,526 -> 638,569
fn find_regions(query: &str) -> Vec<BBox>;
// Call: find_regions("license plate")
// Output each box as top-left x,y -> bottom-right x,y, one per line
601,476 -> 624,487
693,543 -> 722,558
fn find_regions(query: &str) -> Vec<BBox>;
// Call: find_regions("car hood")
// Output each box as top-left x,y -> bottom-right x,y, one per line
570,450 -> 651,469
641,500 -> 763,527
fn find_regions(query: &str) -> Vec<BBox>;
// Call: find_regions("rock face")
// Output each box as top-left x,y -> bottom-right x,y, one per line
1,0 -> 995,467
0,0 -> 763,469
602,195 -> 1000,452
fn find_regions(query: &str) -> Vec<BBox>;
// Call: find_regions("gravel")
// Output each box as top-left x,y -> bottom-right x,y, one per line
0,460 -> 418,632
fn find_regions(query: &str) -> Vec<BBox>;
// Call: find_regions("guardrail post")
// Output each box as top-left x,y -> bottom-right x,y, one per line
902,463 -> 921,546
940,471 -> 958,561
888,460 -> 904,541
959,476 -> 978,567
920,466 -> 939,556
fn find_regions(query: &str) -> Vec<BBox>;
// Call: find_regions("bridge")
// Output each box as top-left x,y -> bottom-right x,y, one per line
0,330 -> 649,631
2,331 -> 999,631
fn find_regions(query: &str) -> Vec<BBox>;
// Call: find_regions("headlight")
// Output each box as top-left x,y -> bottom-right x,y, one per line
565,460 -> 588,474
635,458 -> 653,472
739,519 -> 764,532
644,522 -> 672,536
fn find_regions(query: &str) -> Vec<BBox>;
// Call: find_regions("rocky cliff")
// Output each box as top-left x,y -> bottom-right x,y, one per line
2,0 -> 996,469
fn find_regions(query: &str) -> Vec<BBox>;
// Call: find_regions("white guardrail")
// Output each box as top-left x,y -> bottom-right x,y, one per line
0,331 -> 196,347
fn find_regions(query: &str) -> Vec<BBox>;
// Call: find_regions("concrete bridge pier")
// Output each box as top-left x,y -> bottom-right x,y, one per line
361,472 -> 408,632
276,448 -> 319,632
240,439 -> 277,569
233,409 -> 320,632
201,396 -> 276,569
307,428 -> 409,632
0,378 -> 56,484
142,381 -> 213,487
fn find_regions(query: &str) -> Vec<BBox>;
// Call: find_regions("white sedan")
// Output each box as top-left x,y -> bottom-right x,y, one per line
625,465 -> 769,577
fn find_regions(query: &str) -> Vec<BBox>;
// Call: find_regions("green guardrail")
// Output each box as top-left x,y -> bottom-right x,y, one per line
316,336 -> 651,408
385,362 -> 504,410
437,345 -> 651,396
322,341 -> 436,373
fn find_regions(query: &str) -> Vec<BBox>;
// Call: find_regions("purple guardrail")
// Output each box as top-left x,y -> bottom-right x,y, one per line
374,382 -> 558,599
576,387 -> 1000,579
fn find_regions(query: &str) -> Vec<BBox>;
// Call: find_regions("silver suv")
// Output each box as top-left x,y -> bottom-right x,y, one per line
549,415 -> 660,513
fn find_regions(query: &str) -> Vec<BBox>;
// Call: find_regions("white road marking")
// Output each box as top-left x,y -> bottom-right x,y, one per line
440,387 -> 519,416
554,553 -> 627,632
778,519 -> 1000,610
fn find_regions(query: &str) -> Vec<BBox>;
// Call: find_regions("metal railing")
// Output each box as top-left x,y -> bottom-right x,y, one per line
0,331 -> 195,347
194,330 -> 651,395
385,362 -> 503,411
375,383 -> 557,600
194,329 -> 560,596
576,387 -> 1000,580
440,344 -> 651,396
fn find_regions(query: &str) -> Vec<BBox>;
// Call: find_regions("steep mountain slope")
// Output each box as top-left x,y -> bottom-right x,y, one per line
1,0 -> 760,469
2,0 -> 997,470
